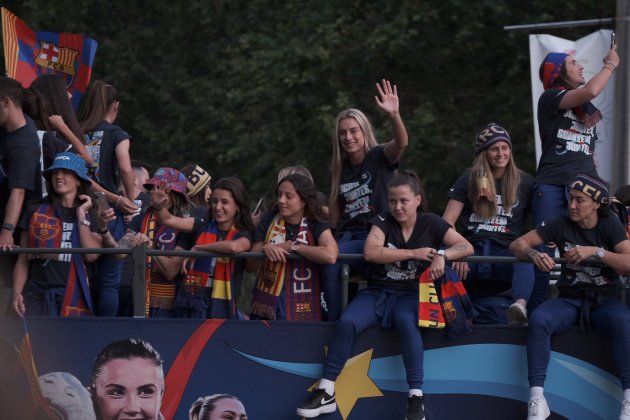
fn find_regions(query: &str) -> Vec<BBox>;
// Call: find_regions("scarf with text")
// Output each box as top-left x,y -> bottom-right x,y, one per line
140,209 -> 178,315
251,215 -> 322,321
28,203 -> 92,316
418,266 -> 475,339
182,221 -> 238,319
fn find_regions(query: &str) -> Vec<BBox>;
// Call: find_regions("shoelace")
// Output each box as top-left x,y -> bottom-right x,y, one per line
528,398 -> 544,415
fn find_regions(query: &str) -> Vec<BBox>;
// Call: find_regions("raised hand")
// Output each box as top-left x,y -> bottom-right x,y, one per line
375,79 -> 399,116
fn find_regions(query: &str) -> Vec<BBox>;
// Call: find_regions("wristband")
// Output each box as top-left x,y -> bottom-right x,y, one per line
78,219 -> 91,227
437,249 -> 448,262
2,222 -> 15,232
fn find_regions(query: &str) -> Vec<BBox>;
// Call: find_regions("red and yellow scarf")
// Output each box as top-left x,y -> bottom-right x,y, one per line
140,209 -> 178,315
251,215 -> 322,321
183,221 -> 238,319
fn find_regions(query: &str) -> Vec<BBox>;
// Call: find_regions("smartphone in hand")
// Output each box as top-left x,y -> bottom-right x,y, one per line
92,191 -> 109,215
253,198 -> 264,215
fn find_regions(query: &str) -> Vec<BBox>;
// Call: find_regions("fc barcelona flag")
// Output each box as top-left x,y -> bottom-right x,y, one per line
1,7 -> 97,109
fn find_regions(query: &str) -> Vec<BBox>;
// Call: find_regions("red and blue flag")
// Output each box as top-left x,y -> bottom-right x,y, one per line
1,7 -> 97,109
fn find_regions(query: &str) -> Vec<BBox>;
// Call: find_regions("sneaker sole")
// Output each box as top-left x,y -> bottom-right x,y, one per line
296,402 -> 337,418
406,416 -> 425,420
507,305 -> 527,326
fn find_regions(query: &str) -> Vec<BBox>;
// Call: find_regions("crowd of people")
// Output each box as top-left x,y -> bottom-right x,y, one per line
1,42 -> 630,420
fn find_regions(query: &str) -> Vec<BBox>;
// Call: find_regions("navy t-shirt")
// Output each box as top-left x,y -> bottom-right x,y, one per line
536,88 -> 599,185
367,211 -> 450,292
338,144 -> 397,233
0,116 -> 42,222
537,215 -> 627,292
447,168 -> 534,247
84,121 -> 131,194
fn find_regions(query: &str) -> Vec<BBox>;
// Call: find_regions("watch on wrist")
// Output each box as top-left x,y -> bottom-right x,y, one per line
2,222 -> 15,232
291,242 -> 301,254
78,219 -> 91,227
595,247 -> 605,260
437,249 -> 448,262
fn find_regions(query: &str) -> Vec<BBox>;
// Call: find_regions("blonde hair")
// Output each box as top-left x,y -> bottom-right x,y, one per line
329,108 -> 378,207
277,165 -> 314,184
467,151 -> 521,219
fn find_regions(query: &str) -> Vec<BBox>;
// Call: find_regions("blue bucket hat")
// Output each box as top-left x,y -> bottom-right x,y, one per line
45,152 -> 92,184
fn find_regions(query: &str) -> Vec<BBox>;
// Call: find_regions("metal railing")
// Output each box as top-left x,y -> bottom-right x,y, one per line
5,247 -> 622,317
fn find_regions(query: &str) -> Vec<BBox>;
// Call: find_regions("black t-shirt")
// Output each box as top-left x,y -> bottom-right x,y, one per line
19,204 -> 95,289
338,144 -> 397,233
368,211 -> 450,292
447,168 -> 534,247
0,116 -> 42,222
127,206 -> 206,234
537,215 -> 628,292
536,88 -> 599,185
254,210 -> 330,244
84,121 -> 131,193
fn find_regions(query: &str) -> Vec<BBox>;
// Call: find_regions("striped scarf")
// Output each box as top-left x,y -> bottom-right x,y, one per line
140,209 -> 178,315
28,203 -> 92,316
251,215 -> 322,321
418,266 -> 475,339
182,221 -> 238,319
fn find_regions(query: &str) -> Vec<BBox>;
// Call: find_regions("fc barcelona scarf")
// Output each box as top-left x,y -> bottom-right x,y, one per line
418,266 -> 476,340
183,221 -> 238,319
28,204 -> 92,316
251,215 -> 322,321
140,210 -> 178,315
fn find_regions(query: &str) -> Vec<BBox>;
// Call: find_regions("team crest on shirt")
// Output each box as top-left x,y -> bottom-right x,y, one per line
30,214 -> 61,240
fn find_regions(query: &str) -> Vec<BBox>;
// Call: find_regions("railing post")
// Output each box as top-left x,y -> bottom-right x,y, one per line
132,245 -> 147,318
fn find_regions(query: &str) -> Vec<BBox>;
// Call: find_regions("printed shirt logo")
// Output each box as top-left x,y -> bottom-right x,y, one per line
555,113 -> 595,156
340,171 -> 373,219
384,242 -> 421,281
467,194 -> 515,234
562,243 -> 607,286
35,41 -> 79,76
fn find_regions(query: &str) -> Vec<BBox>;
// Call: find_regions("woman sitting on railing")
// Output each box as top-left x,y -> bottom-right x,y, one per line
442,123 -> 535,326
149,177 -> 255,319
12,152 -> 109,317
247,174 -> 338,321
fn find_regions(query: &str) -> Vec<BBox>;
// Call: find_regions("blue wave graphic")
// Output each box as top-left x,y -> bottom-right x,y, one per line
233,343 -> 622,419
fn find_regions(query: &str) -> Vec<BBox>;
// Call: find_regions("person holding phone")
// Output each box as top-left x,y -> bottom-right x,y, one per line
531,38 -> 620,310
323,79 -> 409,321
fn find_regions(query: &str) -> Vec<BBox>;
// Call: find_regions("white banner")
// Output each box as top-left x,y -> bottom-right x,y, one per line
529,29 -> 616,182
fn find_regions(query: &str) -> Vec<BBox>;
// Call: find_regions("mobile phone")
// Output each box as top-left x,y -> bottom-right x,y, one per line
253,198 -> 264,215
92,191 -> 109,214
611,32 -> 616,49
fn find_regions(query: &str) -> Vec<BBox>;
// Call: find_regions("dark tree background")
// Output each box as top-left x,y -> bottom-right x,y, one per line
1,0 -> 616,213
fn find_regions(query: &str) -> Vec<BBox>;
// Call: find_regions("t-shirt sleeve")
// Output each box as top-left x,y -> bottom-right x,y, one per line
373,144 -> 398,170
602,216 -> 629,249
536,216 -> 565,244
447,169 -> 470,202
538,88 -> 567,119
7,137 -> 39,192
311,220 -> 332,241
369,212 -> 391,236
110,124 -> 132,144
254,211 -> 275,242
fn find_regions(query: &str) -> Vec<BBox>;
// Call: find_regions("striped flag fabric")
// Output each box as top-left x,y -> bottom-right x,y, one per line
1,7 -> 98,109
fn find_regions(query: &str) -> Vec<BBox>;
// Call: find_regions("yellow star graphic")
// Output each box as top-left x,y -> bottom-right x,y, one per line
307,348 -> 383,420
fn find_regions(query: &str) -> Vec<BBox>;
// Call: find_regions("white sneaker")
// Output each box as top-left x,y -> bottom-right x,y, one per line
507,302 -> 528,326
527,396 -> 550,420
620,399 -> 630,420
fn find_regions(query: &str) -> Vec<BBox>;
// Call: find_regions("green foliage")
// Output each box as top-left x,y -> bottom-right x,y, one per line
2,0 -> 615,212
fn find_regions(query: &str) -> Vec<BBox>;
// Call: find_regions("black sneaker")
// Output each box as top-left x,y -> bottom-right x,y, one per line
406,395 -> 425,420
296,388 -> 337,418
